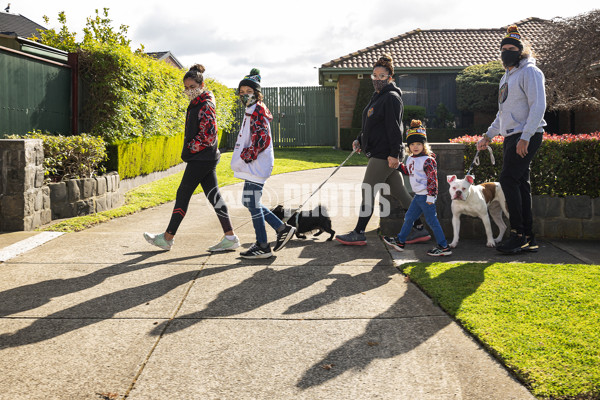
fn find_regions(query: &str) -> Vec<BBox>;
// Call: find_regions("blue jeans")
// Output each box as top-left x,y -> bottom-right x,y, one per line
398,195 -> 448,248
242,181 -> 284,244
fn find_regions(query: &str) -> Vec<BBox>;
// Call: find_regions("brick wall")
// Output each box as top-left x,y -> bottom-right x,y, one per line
338,75 -> 361,129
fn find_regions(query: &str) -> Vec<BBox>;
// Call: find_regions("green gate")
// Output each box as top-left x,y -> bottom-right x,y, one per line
226,86 -> 337,148
0,48 -> 72,137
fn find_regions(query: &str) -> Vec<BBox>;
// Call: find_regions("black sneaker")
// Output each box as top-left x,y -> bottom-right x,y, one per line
382,236 -> 405,252
427,245 -> 452,256
523,234 -> 539,252
240,243 -> 273,259
497,230 -> 527,254
273,224 -> 296,252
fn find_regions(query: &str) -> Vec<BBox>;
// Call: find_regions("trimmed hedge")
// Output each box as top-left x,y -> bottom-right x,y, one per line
105,133 -> 184,179
451,132 -> 600,197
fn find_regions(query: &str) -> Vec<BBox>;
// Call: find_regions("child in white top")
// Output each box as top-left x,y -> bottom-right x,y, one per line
383,120 -> 452,256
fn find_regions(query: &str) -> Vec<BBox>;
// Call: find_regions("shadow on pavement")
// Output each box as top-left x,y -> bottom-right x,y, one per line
0,252 -> 212,349
296,262 -> 493,389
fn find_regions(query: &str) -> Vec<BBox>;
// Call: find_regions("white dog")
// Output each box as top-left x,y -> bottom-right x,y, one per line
447,175 -> 509,248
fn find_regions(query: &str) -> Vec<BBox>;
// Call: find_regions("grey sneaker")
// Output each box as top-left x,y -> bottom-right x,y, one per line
335,231 -> 367,246
208,236 -> 241,252
143,232 -> 173,251
405,227 -> 431,244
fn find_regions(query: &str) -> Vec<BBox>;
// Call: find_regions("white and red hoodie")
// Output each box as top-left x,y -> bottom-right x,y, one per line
231,101 -> 274,184
398,152 -> 439,203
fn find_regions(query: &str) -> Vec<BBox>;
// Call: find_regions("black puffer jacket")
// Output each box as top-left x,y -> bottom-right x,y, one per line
356,82 -> 404,160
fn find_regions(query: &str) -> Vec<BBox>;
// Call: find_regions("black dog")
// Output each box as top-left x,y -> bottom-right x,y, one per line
271,205 -> 335,241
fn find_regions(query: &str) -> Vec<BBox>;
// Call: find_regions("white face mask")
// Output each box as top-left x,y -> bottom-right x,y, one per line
185,87 -> 204,101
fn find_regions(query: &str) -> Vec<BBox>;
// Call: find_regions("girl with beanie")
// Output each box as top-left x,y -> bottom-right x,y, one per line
231,68 -> 296,259
335,53 -> 431,246
383,120 -> 451,256
477,25 -> 546,254
144,64 -> 239,252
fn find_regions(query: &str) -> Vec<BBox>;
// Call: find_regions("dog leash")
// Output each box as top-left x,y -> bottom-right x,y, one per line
283,149 -> 356,224
466,146 -> 495,176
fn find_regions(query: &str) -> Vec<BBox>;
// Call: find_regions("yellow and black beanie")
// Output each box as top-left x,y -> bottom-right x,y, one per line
238,68 -> 261,92
406,120 -> 427,145
500,25 -> 523,51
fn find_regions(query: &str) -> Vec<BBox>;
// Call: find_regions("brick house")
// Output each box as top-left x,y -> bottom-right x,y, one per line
319,17 -> 597,142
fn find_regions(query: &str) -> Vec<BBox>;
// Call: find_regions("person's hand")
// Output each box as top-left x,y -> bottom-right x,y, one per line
352,140 -> 361,153
516,139 -> 529,158
427,202 -> 433,205
477,135 -> 491,150
388,156 -> 400,169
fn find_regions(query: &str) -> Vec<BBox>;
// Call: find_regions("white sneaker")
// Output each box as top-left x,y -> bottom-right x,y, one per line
208,236 -> 240,252
143,232 -> 173,251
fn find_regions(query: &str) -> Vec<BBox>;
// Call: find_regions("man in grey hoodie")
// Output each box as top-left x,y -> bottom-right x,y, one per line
477,25 -> 546,254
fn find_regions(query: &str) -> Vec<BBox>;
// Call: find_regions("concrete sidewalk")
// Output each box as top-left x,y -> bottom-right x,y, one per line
0,167 -> 597,400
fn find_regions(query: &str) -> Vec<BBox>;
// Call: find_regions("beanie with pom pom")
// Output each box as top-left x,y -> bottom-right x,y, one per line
500,25 -> 523,51
238,68 -> 261,92
406,119 -> 427,145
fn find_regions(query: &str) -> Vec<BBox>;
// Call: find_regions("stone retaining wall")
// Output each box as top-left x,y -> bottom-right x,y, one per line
0,139 -> 123,231
0,139 -> 51,231
47,173 -> 124,220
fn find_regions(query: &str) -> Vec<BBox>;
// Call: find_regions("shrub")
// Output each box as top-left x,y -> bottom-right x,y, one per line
450,132 -> 600,197
403,105 -> 426,127
456,60 -> 504,113
9,131 -> 107,182
78,42 -> 237,146
351,78 -> 374,129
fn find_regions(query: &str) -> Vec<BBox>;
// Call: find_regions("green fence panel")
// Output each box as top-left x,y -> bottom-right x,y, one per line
224,86 -> 337,148
0,49 -> 71,137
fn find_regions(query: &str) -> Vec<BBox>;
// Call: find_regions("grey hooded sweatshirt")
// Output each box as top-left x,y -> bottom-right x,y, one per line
485,57 -> 546,142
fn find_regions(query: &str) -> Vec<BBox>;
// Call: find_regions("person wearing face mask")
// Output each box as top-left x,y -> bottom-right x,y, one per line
231,68 -> 296,259
336,53 -> 431,246
144,64 -> 240,253
477,25 -> 546,254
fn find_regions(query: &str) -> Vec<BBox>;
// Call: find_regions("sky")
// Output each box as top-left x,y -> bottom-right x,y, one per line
5,0 -> 599,88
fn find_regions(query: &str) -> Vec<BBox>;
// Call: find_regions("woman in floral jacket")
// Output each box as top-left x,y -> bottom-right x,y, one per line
144,64 -> 239,253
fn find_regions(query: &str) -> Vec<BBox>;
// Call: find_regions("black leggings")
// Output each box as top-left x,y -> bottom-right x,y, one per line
499,132 -> 543,236
166,160 -> 233,235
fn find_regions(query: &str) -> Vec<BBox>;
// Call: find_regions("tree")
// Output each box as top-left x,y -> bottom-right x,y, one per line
33,11 -> 78,52
29,8 -> 142,52
537,10 -> 600,111
455,60 -> 505,113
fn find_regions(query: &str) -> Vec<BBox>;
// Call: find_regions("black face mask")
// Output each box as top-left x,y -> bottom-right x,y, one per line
501,50 -> 521,68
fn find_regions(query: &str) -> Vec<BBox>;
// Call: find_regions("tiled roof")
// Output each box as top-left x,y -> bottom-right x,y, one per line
322,18 -> 549,70
0,12 -> 46,38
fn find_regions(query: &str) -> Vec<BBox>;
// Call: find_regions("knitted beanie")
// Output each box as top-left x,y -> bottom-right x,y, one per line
406,120 -> 427,145
500,25 -> 523,51
238,68 -> 261,92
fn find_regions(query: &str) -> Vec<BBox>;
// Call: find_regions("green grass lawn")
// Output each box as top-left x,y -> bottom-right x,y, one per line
400,261 -> 600,400
40,147 -> 367,232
